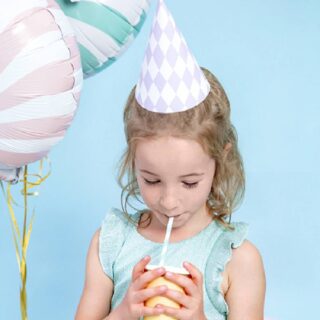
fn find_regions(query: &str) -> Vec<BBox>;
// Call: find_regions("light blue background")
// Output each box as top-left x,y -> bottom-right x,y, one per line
1,0 -> 319,319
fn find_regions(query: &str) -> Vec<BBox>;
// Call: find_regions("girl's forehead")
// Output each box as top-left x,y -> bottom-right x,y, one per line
134,137 -> 213,171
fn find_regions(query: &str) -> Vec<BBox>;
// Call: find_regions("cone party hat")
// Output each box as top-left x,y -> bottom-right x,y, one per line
135,0 -> 210,113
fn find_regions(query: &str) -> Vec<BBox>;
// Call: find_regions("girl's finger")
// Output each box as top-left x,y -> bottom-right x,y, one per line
132,256 -> 151,281
164,271 -> 198,296
163,289 -> 191,308
133,285 -> 168,303
183,261 -> 204,287
142,305 -> 166,317
133,266 -> 166,290
160,305 -> 185,319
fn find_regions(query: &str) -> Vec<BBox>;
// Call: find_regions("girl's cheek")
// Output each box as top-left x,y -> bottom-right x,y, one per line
140,185 -> 157,205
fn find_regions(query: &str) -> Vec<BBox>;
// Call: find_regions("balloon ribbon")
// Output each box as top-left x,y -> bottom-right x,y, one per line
1,158 -> 50,320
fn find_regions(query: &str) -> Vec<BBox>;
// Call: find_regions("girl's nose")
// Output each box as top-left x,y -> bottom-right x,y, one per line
159,190 -> 179,212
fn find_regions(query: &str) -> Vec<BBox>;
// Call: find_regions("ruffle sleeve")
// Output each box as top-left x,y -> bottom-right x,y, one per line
205,222 -> 249,315
98,207 -> 131,280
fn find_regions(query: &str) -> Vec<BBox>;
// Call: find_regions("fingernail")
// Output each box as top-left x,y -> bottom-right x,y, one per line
143,256 -> 150,261
166,271 -> 173,277
157,267 -> 165,274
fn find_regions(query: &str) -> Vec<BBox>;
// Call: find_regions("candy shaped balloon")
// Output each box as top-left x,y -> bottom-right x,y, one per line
56,0 -> 150,77
0,0 -> 83,183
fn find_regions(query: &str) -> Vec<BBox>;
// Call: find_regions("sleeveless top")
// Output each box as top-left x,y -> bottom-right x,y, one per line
99,208 -> 248,320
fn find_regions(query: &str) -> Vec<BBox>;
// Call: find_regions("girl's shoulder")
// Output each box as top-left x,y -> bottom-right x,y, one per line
205,221 -> 265,315
100,207 -> 131,225
212,220 -> 249,251
223,239 -> 266,316
225,239 -> 264,279
210,221 -> 260,283
99,207 -> 140,235
99,207 -> 135,279
214,221 -> 262,277
205,220 -> 250,313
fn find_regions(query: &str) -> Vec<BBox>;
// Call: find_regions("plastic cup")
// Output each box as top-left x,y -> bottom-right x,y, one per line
143,264 -> 190,320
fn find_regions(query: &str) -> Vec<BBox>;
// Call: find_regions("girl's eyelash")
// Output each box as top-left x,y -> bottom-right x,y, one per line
143,179 -> 198,189
143,179 -> 160,185
184,182 -> 198,189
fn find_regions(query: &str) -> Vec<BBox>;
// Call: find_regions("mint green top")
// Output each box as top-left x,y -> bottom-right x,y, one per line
99,208 -> 248,320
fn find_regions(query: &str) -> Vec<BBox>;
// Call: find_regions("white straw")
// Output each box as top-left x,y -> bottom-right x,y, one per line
159,217 -> 174,267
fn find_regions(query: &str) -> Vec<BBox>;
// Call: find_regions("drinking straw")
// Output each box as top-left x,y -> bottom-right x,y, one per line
159,217 -> 174,267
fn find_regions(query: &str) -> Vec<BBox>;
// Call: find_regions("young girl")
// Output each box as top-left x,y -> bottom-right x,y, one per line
75,67 -> 266,320
75,1 -> 265,319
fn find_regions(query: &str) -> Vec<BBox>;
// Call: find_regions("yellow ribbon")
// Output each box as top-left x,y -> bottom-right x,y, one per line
2,158 -> 51,320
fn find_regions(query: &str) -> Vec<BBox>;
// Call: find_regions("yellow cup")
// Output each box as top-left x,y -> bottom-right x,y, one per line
144,265 -> 190,320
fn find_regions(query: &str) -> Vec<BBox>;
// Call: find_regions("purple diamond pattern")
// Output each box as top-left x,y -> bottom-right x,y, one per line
135,0 -> 210,113
155,72 -> 166,91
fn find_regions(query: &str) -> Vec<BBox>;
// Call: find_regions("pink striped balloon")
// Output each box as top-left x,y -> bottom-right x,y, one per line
0,0 -> 83,183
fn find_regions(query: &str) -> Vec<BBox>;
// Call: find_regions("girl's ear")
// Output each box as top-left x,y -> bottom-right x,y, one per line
223,143 -> 232,161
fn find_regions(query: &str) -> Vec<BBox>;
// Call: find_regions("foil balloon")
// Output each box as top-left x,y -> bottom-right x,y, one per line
56,0 -> 150,77
0,0 -> 83,183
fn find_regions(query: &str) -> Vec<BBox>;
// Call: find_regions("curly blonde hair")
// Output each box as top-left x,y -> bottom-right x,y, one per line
117,68 -> 245,228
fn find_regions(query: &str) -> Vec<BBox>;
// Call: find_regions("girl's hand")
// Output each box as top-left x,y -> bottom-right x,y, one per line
114,256 -> 168,320
158,261 -> 207,320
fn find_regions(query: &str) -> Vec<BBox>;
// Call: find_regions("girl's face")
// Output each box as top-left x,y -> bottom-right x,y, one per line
135,136 -> 216,231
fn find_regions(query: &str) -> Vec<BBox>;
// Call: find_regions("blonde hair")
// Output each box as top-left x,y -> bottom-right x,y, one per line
117,68 -> 245,228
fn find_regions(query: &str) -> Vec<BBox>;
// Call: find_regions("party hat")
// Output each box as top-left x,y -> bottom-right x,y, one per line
135,0 -> 210,113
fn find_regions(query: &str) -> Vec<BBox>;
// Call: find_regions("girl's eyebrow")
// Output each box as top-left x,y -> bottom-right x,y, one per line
140,169 -> 204,178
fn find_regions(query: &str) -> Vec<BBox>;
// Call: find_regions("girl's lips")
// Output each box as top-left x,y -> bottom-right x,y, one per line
157,210 -> 185,219
165,213 -> 182,219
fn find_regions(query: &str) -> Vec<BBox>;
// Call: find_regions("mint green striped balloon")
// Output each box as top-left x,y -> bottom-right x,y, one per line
56,0 -> 150,77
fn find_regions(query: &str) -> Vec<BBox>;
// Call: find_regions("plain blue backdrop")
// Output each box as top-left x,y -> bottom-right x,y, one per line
1,0 -> 319,319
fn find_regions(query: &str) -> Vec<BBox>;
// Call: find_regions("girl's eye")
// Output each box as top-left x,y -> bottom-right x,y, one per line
183,182 -> 198,189
143,179 -> 160,185
143,179 -> 198,189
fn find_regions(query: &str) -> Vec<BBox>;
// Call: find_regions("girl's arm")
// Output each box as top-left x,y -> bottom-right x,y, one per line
75,229 -> 114,320
225,240 -> 266,320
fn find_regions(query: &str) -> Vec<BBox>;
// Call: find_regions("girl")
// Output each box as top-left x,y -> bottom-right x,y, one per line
76,1 -> 265,318
75,68 -> 266,320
